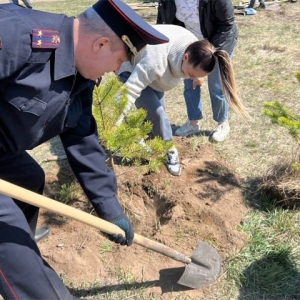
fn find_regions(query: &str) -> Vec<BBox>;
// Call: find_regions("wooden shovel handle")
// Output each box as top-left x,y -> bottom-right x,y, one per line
0,179 -> 191,264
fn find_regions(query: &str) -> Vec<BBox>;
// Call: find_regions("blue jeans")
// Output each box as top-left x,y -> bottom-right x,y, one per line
10,0 -> 33,9
119,72 -> 173,141
183,57 -> 230,123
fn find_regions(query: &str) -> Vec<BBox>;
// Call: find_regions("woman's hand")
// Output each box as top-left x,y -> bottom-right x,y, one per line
193,78 -> 205,89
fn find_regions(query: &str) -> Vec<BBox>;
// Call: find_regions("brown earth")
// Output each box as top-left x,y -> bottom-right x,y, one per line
35,136 -> 249,299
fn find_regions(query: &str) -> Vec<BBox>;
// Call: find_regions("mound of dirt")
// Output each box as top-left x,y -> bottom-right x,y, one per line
261,160 -> 300,208
38,137 -> 248,299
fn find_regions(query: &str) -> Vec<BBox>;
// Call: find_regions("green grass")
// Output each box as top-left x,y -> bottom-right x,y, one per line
58,182 -> 82,204
30,0 -> 300,299
34,0 -> 95,15
99,242 -> 114,254
230,207 -> 300,298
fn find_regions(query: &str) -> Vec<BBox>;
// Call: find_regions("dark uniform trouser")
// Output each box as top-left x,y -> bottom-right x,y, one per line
0,152 -> 73,300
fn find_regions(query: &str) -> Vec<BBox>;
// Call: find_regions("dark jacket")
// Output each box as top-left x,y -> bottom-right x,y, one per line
157,0 -> 238,54
0,4 -> 123,220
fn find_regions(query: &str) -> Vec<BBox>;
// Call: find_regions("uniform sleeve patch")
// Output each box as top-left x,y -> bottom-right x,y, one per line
31,29 -> 60,49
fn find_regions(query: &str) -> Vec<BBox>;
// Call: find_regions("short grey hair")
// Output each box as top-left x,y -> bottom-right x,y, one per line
77,7 -> 122,50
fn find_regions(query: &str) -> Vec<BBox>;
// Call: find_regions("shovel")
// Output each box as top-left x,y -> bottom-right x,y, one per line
0,179 -> 221,289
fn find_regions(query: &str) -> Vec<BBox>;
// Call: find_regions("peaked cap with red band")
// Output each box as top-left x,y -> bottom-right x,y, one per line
92,0 -> 169,55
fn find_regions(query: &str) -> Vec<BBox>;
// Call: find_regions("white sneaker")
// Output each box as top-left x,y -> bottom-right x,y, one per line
210,121 -> 230,142
166,147 -> 181,176
174,121 -> 200,137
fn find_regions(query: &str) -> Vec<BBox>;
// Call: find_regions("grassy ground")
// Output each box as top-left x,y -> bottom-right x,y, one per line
25,0 -> 300,299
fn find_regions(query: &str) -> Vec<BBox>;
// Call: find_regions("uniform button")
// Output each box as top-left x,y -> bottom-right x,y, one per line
20,105 -> 26,111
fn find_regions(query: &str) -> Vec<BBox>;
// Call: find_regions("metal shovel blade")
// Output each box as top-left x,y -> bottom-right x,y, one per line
177,241 -> 222,289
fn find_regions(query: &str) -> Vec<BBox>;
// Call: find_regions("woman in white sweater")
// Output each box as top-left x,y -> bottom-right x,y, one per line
117,25 -> 247,176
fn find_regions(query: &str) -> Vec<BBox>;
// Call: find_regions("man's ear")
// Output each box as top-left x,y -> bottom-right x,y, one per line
93,37 -> 110,53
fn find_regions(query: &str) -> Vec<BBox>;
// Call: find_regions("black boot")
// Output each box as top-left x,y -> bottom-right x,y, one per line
34,226 -> 51,243
259,0 -> 266,9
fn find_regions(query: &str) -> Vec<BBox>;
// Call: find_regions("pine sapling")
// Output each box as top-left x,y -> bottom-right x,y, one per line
92,74 -> 172,174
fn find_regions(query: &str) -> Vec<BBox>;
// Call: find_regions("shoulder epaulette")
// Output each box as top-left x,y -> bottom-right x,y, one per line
31,29 -> 60,49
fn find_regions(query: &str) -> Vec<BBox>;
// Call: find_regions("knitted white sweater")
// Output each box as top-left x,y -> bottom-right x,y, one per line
118,24 -> 198,118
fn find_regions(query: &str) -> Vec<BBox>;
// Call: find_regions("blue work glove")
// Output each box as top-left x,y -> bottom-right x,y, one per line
107,213 -> 134,246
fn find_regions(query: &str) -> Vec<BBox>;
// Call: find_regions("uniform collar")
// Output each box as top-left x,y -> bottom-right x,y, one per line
54,16 -> 76,81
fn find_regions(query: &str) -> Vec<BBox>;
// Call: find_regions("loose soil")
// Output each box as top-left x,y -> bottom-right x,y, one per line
34,136 -> 249,299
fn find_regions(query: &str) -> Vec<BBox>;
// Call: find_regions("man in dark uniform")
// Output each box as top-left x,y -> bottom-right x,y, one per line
0,0 -> 169,299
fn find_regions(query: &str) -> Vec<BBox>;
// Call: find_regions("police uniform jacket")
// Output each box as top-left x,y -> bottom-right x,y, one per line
0,4 -> 123,220
157,0 -> 238,55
